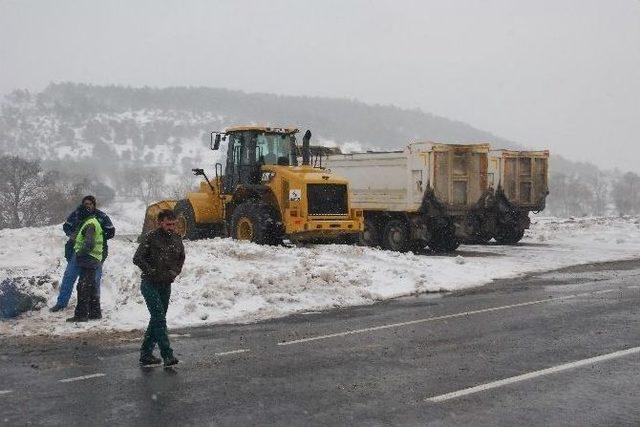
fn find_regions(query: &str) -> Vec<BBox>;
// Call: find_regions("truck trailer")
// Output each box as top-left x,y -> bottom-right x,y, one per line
324,142 -> 491,252
469,149 -> 549,244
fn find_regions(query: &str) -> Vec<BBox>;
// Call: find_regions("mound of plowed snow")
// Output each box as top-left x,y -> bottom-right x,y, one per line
1,216 -> 640,336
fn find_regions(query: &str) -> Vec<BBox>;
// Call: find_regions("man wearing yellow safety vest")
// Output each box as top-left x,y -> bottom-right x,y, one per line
66,205 -> 105,322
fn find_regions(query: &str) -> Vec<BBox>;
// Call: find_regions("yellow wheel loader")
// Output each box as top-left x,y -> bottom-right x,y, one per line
141,126 -> 363,244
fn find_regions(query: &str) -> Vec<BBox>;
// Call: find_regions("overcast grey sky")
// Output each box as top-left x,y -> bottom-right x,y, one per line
1,0 -> 639,171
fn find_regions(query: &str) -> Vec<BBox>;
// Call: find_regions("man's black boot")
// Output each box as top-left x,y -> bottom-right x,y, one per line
88,309 -> 102,320
140,354 -> 162,366
163,356 -> 179,367
66,316 -> 89,323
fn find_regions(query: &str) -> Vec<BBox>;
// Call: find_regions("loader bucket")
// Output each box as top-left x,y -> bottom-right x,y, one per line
138,200 -> 178,242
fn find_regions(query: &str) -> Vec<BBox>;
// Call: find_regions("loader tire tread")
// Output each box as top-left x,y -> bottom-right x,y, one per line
231,200 -> 281,245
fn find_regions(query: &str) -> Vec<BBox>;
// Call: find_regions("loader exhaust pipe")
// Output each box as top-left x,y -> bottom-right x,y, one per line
302,130 -> 312,166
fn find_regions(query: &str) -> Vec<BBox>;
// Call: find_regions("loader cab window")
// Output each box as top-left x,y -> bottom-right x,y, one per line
223,132 -> 258,193
229,133 -> 251,166
256,132 -> 297,166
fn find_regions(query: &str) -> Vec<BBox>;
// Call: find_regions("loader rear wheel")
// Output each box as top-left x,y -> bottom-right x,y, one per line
231,200 -> 280,245
494,226 -> 525,245
174,199 -> 200,240
359,218 -> 381,247
383,219 -> 411,252
236,217 -> 254,240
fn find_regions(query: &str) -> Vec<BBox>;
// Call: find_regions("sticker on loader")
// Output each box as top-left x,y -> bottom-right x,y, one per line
289,189 -> 302,201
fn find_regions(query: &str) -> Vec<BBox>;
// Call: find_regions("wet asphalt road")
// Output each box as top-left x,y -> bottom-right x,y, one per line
1,259 -> 640,426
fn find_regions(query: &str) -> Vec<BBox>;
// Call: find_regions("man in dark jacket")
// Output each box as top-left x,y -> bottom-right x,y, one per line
50,196 -> 115,312
133,209 -> 185,367
66,211 -> 105,322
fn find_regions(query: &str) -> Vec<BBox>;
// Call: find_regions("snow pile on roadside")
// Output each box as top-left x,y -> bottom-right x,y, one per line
1,215 -> 640,336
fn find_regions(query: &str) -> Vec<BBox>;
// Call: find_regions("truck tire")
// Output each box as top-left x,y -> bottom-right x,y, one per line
231,199 -> 280,245
359,218 -> 381,247
382,219 -> 411,252
467,233 -> 492,244
494,226 -> 525,245
409,240 -> 426,253
428,225 -> 460,253
174,199 -> 200,240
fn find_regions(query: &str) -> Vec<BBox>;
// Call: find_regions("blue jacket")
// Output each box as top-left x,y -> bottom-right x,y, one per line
63,207 -> 115,261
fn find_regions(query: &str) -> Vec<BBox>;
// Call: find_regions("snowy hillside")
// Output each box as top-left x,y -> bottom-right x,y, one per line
1,83 -> 516,162
1,90 -> 370,182
1,83 -> 617,218
1,215 -> 640,337
2,105 -> 225,173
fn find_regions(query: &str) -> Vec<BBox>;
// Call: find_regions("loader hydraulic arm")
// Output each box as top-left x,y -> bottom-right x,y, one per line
192,168 -> 217,194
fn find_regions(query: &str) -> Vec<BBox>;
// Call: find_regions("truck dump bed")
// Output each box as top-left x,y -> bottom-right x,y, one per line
325,142 -> 490,214
488,149 -> 549,210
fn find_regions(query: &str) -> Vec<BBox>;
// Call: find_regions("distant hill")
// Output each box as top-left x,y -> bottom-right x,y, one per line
0,83 -> 522,164
0,82 -> 614,216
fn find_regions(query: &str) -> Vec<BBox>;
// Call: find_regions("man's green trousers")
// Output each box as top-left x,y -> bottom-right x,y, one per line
140,280 -> 174,360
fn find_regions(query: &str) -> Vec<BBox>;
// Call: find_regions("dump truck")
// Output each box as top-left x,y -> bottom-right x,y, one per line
141,126 -> 363,244
323,142 -> 491,252
469,149 -> 549,244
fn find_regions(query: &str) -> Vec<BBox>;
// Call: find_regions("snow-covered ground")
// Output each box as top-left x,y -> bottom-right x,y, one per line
1,215 -> 640,337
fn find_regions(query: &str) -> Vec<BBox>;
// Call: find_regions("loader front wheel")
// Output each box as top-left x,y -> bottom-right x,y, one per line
383,219 -> 411,252
174,199 -> 200,240
231,200 -> 280,245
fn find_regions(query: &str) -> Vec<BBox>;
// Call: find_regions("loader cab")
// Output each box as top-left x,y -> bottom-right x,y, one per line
213,127 -> 300,195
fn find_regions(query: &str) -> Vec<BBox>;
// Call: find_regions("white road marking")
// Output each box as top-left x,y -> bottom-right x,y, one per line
279,298 -> 567,345
592,289 -> 616,295
278,289 -> 618,346
59,373 -> 106,383
0,390 -> 12,396
628,285 -> 640,289
426,346 -> 640,403
214,349 -> 250,357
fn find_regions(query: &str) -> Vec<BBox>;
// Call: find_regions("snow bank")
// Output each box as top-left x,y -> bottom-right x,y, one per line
1,216 -> 640,336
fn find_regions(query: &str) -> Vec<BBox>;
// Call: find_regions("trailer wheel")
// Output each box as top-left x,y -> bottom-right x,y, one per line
359,218 -> 381,247
468,233 -> 492,244
174,199 -> 200,240
428,224 -> 460,253
231,199 -> 280,245
494,226 -> 525,245
382,219 -> 411,252
409,240 -> 426,253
